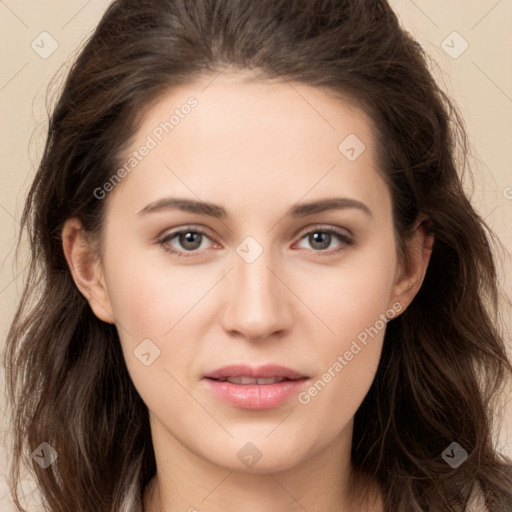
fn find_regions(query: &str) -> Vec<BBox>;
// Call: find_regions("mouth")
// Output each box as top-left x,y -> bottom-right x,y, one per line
208,376 -> 301,385
204,363 -> 308,381
203,364 -> 309,410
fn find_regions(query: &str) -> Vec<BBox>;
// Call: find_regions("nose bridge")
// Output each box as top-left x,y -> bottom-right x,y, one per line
221,236 -> 291,338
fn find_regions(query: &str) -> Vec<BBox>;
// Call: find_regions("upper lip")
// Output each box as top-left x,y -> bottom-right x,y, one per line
204,364 -> 308,380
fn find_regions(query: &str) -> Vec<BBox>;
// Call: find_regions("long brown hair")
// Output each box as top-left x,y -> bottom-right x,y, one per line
4,0 -> 512,510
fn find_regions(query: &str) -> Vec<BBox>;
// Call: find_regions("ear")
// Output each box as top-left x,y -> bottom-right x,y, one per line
61,218 -> 115,324
390,215 -> 434,314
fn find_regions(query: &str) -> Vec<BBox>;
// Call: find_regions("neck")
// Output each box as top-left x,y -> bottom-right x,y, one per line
143,415 -> 383,512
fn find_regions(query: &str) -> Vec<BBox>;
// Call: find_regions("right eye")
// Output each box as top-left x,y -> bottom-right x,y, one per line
158,227 -> 217,257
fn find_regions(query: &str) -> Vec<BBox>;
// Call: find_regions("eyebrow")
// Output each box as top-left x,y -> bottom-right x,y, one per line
137,196 -> 372,219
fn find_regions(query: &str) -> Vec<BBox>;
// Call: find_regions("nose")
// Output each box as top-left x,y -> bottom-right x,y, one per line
220,245 -> 294,342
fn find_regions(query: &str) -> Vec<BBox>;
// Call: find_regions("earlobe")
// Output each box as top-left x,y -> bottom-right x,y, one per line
61,218 -> 115,324
391,217 -> 434,314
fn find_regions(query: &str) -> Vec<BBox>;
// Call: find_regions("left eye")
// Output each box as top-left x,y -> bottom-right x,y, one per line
295,228 -> 353,253
158,227 -> 353,257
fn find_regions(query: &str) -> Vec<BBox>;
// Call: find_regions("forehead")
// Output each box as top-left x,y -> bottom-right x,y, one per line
106,72 -> 389,220
137,72 -> 376,160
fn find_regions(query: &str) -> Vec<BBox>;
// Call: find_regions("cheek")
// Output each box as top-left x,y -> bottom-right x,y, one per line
102,234 -> 208,338
296,232 -> 397,408
303,228 -> 397,342
103,251 -> 200,413
101,234 -> 216,401
296,292 -> 391,443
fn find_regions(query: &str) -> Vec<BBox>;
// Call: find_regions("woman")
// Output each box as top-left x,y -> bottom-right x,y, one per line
4,0 -> 512,510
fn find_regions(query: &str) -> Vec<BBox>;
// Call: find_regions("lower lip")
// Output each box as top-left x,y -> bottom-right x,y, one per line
204,378 -> 308,410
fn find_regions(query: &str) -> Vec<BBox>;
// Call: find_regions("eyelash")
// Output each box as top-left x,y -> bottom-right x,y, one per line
157,225 -> 354,258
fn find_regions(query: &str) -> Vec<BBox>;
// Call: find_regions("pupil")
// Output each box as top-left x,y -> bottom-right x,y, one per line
181,232 -> 201,250
311,232 -> 330,250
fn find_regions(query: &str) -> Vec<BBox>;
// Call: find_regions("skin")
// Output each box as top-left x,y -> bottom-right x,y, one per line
62,71 -> 433,512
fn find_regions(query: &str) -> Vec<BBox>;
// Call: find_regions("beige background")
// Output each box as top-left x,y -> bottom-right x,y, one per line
1,1 -> 511,509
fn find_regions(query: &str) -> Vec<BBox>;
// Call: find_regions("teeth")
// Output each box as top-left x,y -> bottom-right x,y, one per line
255,377 -> 285,385
222,376 -> 287,385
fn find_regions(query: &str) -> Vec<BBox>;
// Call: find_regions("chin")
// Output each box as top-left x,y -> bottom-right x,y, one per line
201,436 -> 312,474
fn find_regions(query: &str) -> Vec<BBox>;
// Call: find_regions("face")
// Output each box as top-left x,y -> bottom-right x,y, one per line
72,72 -> 415,473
